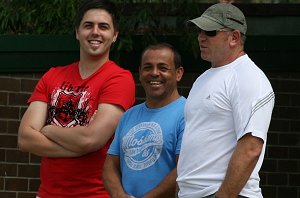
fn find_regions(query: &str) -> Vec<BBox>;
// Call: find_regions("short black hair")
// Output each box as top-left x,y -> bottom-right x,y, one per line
75,0 -> 119,31
141,43 -> 182,69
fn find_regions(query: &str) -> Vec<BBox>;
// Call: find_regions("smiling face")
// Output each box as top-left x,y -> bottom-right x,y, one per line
139,48 -> 183,108
76,9 -> 118,60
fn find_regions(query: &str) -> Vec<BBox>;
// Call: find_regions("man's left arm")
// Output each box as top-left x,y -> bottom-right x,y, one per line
142,156 -> 179,198
216,133 -> 263,198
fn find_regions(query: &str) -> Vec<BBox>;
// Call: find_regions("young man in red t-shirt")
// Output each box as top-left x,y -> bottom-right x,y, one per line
18,0 -> 135,197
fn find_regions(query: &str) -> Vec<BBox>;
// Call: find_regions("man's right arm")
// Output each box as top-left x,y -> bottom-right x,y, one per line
18,101 -> 81,157
103,155 -> 135,198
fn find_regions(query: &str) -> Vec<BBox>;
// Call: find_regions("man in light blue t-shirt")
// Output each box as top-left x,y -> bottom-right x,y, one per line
103,43 -> 185,198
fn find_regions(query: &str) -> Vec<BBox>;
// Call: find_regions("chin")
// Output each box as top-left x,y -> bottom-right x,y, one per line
200,55 -> 210,62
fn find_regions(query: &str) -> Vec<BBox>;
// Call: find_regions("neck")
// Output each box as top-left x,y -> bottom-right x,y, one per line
146,92 -> 180,109
78,54 -> 109,79
212,49 -> 245,68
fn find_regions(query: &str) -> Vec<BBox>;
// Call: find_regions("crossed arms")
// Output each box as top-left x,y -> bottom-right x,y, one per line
18,101 -> 124,157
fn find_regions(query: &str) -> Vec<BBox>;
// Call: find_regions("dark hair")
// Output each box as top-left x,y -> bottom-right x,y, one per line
141,43 -> 182,69
75,0 -> 119,31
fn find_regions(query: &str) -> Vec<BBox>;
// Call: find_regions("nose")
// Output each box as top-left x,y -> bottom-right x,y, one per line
198,31 -> 206,42
149,67 -> 160,76
91,25 -> 100,36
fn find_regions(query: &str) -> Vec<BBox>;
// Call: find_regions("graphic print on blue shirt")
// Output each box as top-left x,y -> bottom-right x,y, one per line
122,122 -> 163,170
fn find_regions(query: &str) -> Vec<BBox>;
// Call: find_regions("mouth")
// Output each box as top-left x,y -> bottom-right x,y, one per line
149,81 -> 163,86
88,40 -> 102,48
200,45 -> 206,50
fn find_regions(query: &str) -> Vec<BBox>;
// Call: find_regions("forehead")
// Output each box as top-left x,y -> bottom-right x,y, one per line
142,48 -> 174,64
81,9 -> 113,24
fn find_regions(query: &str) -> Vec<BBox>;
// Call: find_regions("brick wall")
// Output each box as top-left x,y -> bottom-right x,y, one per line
0,71 -> 299,198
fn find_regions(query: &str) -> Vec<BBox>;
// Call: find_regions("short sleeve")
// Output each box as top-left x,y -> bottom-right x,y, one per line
98,69 -> 135,111
244,92 -> 275,141
107,116 -> 124,156
176,115 -> 185,155
28,68 -> 55,104
230,64 -> 274,141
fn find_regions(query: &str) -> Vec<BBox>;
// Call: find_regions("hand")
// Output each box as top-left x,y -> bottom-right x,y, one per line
112,193 -> 135,198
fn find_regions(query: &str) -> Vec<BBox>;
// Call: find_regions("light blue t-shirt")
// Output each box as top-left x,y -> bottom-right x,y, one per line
108,96 -> 186,198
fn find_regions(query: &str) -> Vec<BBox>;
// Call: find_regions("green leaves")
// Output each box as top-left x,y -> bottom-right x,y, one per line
0,0 -> 76,35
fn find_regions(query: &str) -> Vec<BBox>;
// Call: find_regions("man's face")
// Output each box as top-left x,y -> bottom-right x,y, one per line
197,29 -> 232,67
76,9 -> 118,59
139,48 -> 183,107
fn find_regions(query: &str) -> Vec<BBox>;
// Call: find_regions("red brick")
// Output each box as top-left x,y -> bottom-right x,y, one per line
0,135 -> 17,148
0,192 -> 16,198
5,178 -> 28,191
6,150 -> 29,163
0,163 -> 17,177
18,164 -> 40,178
30,154 -> 41,164
0,92 -> 8,105
0,120 -> 7,133
18,192 -> 38,198
0,77 -> 21,92
29,178 -> 40,191
9,93 -> 31,106
7,120 -> 20,135
0,177 -> 3,190
21,79 -> 39,93
0,149 -> 5,161
0,106 -> 20,119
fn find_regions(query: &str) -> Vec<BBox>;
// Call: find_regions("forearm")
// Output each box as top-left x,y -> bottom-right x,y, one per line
143,168 -> 177,198
42,103 -> 124,154
41,125 -> 97,154
216,134 -> 263,198
103,155 -> 133,198
18,126 -> 81,157
104,172 -> 128,198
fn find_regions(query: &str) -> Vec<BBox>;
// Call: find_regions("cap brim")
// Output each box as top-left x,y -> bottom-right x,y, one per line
188,16 -> 224,31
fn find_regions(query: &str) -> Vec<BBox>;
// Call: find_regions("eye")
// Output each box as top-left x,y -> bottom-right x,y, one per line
84,24 -> 92,29
158,64 -> 170,72
98,23 -> 110,30
82,22 -> 93,29
160,67 -> 169,72
142,65 -> 152,71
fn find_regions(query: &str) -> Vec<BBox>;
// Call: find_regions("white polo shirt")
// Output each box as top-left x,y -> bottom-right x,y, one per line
177,54 -> 275,198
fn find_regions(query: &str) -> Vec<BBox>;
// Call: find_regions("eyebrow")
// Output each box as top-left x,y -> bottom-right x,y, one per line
82,21 -> 110,27
141,63 -> 171,68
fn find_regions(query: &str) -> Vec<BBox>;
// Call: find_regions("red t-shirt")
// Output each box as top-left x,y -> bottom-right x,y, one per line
29,60 -> 135,198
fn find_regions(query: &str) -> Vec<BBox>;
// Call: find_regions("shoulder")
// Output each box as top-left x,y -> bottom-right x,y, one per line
231,56 -> 273,92
118,103 -> 144,123
40,62 -> 77,82
99,61 -> 134,83
171,97 -> 186,113
105,61 -> 132,75
124,103 -> 144,114
165,97 -> 186,117
45,62 -> 77,75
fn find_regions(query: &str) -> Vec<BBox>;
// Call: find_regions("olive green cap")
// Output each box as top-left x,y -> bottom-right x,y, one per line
188,3 -> 247,34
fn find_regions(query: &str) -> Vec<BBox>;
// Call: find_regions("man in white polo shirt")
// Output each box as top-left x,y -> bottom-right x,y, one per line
177,3 -> 275,198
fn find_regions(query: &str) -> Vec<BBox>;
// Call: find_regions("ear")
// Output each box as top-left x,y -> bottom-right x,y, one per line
229,30 -> 241,47
113,31 -> 119,43
176,66 -> 184,82
75,28 -> 79,40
